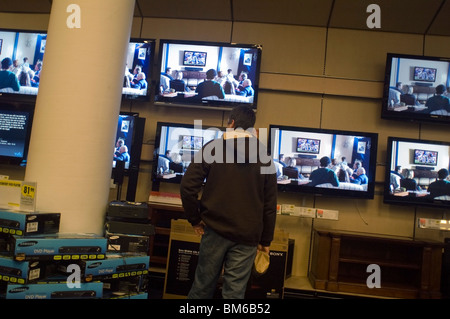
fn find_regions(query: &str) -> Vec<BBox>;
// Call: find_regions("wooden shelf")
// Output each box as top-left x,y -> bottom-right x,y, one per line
309,228 -> 444,299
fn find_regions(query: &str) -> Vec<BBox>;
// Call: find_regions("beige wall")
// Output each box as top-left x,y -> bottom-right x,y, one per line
2,13 -> 450,277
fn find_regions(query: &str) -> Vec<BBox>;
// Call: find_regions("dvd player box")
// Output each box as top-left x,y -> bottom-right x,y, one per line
0,255 -> 47,284
0,209 -> 60,236
105,232 -> 149,254
76,253 -> 149,281
11,233 -> 107,261
105,219 -> 155,236
107,201 -> 149,220
6,282 -> 103,299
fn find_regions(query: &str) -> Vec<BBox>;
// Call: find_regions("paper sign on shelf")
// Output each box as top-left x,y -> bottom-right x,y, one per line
0,180 -> 37,212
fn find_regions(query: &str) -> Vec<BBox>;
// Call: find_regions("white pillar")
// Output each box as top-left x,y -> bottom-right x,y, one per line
25,0 -> 136,235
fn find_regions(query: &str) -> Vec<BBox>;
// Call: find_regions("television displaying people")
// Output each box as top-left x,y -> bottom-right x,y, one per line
0,58 -> 20,92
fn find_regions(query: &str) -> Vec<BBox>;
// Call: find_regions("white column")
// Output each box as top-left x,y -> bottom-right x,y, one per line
25,0 -> 136,234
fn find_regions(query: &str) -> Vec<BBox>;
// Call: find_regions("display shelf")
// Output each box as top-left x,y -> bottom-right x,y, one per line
309,228 -> 444,299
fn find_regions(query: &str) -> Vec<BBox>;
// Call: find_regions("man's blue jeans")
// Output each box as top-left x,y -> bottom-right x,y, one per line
188,226 -> 257,299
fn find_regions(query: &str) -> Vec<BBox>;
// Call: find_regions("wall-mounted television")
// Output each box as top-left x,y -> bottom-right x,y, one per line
296,138 -> 320,154
384,136 -> 450,208
414,149 -> 438,166
183,51 -> 207,67
152,122 -> 225,190
0,102 -> 34,165
122,38 -> 155,101
413,67 -> 437,82
0,28 -> 47,102
181,135 -> 203,150
112,112 -> 145,201
381,53 -> 450,125
0,28 -> 154,103
154,39 -> 262,111
269,125 -> 378,199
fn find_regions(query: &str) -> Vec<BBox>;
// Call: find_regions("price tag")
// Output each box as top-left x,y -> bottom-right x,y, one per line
20,182 -> 37,212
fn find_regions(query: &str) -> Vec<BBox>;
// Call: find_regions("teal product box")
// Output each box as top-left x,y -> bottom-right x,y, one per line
0,209 -> 60,236
11,233 -> 107,261
0,255 -> 46,284
80,253 -> 149,281
6,282 -> 103,299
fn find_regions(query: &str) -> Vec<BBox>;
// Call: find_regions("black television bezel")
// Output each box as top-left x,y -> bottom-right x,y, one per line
0,102 -> 34,166
384,136 -> 450,209
0,28 -> 47,104
413,149 -> 438,166
268,124 -> 378,200
182,50 -> 207,67
381,52 -> 450,125
151,121 -> 226,191
154,39 -> 262,111
121,38 -> 155,102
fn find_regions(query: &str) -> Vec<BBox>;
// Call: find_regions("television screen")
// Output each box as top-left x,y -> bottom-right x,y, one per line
183,51 -> 207,67
152,122 -> 225,189
154,39 -> 262,111
112,112 -> 145,172
414,149 -> 438,166
296,138 -> 320,154
413,67 -> 437,82
0,103 -> 34,165
269,125 -> 378,199
381,53 -> 450,124
0,29 -> 47,101
0,29 -> 154,102
122,38 -> 155,101
384,136 -> 450,208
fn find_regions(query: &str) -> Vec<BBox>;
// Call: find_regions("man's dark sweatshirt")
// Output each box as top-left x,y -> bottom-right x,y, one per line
180,130 -> 277,247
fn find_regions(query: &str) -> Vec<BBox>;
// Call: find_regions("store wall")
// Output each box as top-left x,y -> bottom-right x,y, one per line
1,13 -> 450,277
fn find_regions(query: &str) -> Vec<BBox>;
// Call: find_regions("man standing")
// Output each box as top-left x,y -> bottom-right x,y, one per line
180,106 -> 277,299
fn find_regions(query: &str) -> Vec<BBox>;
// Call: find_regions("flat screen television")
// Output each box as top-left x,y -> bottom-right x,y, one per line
0,28 -> 154,102
122,38 -> 155,101
0,28 -> 47,102
111,112 -> 145,202
151,121 -> 225,190
296,138 -> 320,154
384,136 -> 450,208
269,125 -> 378,199
183,51 -> 207,67
154,39 -> 262,111
0,103 -> 34,165
381,53 -> 450,125
112,112 -> 145,172
414,149 -> 438,166
413,67 -> 437,82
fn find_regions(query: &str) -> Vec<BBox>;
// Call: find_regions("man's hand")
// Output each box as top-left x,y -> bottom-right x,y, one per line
257,244 -> 270,254
193,220 -> 206,236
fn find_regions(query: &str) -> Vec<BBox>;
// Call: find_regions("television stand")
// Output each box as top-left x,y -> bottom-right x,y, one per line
309,229 -> 444,299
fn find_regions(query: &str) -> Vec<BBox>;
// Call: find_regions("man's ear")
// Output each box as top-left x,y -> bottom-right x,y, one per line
227,119 -> 235,128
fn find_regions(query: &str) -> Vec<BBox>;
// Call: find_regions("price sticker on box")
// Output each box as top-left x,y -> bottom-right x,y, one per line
20,182 -> 37,212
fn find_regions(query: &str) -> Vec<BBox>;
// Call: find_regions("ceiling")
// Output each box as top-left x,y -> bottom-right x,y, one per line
1,0 -> 450,36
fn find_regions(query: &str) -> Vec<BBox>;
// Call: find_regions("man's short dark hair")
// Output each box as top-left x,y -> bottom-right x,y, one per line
436,84 -> 446,95
206,69 -> 217,80
1,58 -> 12,70
320,156 -> 331,167
438,168 -> 449,180
228,106 -> 256,130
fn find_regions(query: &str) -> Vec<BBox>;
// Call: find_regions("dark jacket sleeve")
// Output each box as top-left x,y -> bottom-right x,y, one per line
180,154 -> 210,227
259,167 -> 278,247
